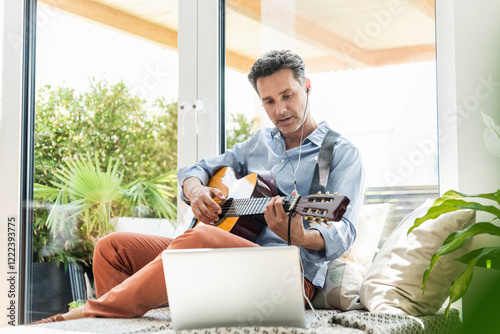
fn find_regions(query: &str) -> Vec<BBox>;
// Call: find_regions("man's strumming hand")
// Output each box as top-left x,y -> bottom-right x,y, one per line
183,177 -> 226,225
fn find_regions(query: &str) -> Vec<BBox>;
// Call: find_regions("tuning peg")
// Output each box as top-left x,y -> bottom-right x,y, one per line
325,191 -> 330,195
317,191 -> 322,195
334,192 -> 339,195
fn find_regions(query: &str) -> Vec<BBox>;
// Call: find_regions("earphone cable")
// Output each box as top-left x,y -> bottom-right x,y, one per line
278,91 -> 309,192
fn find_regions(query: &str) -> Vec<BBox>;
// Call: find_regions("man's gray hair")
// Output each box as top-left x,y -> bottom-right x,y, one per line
247,50 -> 306,94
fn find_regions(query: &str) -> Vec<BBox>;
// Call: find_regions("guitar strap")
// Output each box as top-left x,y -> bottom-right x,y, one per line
308,129 -> 341,195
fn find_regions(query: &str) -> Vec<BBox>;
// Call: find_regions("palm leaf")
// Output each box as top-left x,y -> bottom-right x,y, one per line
45,189 -> 83,232
49,154 -> 123,238
34,183 -> 60,201
123,171 -> 177,221
38,153 -> 177,266
53,154 -> 122,204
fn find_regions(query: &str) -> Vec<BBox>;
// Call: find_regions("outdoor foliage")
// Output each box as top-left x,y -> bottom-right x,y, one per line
409,189 -> 500,317
34,154 -> 176,267
34,80 -> 178,265
34,79 -> 255,265
35,79 -> 177,186
226,112 -> 255,150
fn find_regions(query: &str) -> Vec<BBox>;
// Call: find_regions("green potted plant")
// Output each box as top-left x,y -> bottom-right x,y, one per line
34,153 -> 177,267
31,154 -> 177,320
408,189 -> 500,317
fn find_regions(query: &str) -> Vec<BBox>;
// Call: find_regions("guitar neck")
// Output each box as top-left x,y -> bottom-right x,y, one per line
221,196 -> 299,218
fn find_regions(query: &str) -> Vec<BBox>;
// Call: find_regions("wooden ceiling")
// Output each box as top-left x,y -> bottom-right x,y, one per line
38,0 -> 435,73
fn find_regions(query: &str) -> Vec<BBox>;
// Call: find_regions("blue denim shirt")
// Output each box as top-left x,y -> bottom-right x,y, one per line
177,122 -> 365,288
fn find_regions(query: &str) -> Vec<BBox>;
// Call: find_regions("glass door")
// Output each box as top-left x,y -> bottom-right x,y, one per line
29,0 -> 180,322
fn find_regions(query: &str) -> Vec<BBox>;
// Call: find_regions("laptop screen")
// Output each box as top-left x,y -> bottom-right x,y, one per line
162,246 -> 306,330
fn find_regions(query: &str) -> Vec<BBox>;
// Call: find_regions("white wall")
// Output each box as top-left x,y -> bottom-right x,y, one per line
437,0 -> 500,194
436,0 -> 500,323
0,0 -> 24,328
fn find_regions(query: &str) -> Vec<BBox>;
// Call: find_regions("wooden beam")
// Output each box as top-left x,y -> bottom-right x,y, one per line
227,0 -> 261,22
40,0 -> 435,74
304,44 -> 435,73
425,0 -> 436,9
369,44 -> 436,67
226,0 -> 369,69
38,0 -> 257,74
227,0 -> 435,71
408,0 -> 435,20
303,56 -> 362,73
38,0 -> 178,50
226,50 -> 255,74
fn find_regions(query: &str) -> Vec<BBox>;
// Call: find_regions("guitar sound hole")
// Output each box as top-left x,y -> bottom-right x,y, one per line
213,198 -> 232,226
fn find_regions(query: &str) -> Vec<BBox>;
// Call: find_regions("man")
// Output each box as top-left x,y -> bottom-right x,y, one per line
33,50 -> 364,323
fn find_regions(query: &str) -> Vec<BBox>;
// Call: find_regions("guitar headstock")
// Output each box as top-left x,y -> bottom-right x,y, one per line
293,192 -> 350,229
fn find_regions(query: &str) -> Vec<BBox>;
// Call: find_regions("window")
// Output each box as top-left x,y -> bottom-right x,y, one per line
29,0 -> 179,322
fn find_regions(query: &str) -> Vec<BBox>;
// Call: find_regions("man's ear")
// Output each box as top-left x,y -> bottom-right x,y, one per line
305,78 -> 311,93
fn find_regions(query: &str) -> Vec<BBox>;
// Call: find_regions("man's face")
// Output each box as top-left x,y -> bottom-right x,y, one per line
256,69 -> 308,135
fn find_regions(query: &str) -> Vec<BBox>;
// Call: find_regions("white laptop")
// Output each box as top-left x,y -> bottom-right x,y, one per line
161,246 -> 307,330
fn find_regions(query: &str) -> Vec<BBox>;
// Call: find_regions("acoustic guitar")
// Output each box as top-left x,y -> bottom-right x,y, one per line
174,167 -> 350,242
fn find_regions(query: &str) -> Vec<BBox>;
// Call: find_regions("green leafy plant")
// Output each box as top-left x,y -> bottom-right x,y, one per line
34,80 -> 177,264
34,154 -> 177,267
68,300 -> 86,309
33,79 -> 253,265
226,112 -> 255,150
409,189 -> 500,317
124,173 -> 177,218
35,80 -> 178,187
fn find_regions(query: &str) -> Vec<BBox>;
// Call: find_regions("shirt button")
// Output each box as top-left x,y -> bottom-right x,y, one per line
281,159 -> 285,163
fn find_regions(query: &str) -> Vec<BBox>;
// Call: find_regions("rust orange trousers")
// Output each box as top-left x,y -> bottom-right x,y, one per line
83,224 -> 315,318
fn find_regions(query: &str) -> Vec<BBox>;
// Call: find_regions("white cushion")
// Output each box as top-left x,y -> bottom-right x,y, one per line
360,200 -> 475,315
312,203 -> 389,310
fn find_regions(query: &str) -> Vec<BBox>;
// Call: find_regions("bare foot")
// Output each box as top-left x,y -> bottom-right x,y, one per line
62,307 -> 94,320
30,306 -> 95,325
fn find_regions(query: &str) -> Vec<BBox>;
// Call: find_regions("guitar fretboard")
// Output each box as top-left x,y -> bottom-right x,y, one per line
220,196 -> 299,218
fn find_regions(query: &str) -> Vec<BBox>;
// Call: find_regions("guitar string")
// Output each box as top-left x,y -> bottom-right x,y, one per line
218,196 -> 295,217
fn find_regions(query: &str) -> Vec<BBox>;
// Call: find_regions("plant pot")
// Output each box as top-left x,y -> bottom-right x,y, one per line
30,262 -> 93,322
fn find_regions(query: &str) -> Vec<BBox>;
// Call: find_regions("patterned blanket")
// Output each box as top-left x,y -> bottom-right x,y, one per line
32,307 -> 462,334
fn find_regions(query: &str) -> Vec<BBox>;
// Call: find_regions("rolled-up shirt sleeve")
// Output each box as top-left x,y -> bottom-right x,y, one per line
177,135 -> 256,202
300,140 -> 365,263
176,123 -> 364,288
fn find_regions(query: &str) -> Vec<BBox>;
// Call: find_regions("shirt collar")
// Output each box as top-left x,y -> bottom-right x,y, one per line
271,121 -> 331,147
